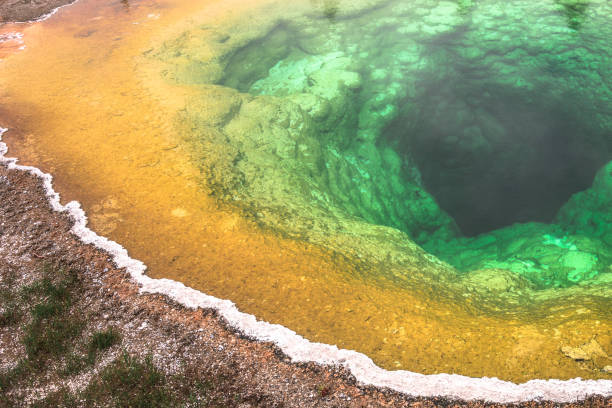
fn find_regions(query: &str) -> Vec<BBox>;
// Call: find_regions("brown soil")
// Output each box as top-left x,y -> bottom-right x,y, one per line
0,0 -> 75,23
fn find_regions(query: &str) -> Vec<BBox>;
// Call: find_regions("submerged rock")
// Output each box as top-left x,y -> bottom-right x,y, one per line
462,268 -> 535,294
561,338 -> 608,362
557,161 -> 612,244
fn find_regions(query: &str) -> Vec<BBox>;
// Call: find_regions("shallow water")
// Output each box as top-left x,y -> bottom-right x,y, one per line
0,0 -> 610,382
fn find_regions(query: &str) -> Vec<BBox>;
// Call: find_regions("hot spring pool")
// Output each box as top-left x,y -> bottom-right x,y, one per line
1,0 -> 610,388
178,0 -> 612,290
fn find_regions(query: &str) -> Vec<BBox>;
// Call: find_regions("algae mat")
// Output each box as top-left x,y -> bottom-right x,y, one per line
0,0 -> 611,384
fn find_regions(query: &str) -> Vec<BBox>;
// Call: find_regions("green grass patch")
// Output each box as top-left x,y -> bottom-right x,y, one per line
23,317 -> 83,361
0,264 -> 84,391
21,268 -> 83,363
61,352 -> 87,377
86,326 -> 121,365
0,270 -> 20,327
19,265 -> 76,301
84,352 -> 174,407
0,359 -> 28,394
0,303 -> 19,327
89,327 -> 120,352
29,388 -> 79,408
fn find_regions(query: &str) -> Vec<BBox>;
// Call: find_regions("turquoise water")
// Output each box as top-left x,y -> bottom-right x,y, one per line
209,0 -> 612,288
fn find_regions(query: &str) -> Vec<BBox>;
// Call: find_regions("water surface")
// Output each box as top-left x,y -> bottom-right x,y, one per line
0,0 -> 610,382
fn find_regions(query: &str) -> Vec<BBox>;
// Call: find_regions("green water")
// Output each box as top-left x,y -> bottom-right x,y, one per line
181,0 -> 612,289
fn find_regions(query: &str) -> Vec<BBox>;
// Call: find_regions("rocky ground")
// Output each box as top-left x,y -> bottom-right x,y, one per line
0,0 -> 75,23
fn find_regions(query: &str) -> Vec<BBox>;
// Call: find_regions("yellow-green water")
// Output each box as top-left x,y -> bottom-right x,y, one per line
0,0 -> 610,382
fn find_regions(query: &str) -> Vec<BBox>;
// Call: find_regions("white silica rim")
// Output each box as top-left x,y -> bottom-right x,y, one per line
1,127 -> 610,402
32,0 -> 78,23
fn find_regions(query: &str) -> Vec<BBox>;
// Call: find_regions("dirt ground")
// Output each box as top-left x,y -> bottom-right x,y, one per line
0,0 -> 75,23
